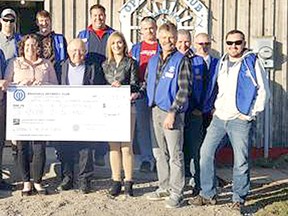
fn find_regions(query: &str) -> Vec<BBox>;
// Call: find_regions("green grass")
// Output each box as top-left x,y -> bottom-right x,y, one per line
255,200 -> 288,216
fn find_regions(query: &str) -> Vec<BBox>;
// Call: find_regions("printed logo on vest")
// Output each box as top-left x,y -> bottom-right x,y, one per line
164,66 -> 175,78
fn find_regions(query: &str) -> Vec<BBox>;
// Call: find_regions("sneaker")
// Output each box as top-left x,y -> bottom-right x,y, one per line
165,195 -> 184,208
124,181 -> 133,196
146,190 -> 170,201
140,161 -> 151,173
231,202 -> 244,212
189,195 -> 217,206
109,181 -> 122,197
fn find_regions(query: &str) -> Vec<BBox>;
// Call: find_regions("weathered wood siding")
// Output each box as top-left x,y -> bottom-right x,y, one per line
44,0 -> 287,147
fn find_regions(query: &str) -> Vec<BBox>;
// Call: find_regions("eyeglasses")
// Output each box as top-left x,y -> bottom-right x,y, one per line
197,42 -> 211,46
226,40 -> 243,46
2,18 -> 15,23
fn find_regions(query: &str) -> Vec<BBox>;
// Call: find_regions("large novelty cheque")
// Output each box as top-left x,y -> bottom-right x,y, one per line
6,86 -> 131,142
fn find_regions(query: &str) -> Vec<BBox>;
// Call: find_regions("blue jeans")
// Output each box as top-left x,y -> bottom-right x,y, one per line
199,116 -> 252,203
134,96 -> 155,164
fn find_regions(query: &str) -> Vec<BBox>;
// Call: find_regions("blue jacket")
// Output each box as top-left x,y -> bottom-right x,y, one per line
51,33 -> 67,80
211,52 -> 258,115
187,53 -> 207,112
77,27 -> 114,63
202,56 -> 219,113
0,49 -> 5,78
146,51 -> 188,113
130,41 -> 161,63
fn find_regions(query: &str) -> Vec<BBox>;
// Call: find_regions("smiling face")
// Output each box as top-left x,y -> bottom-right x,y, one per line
140,20 -> 157,42
36,16 -> 52,35
111,36 -> 125,56
24,37 -> 38,60
226,33 -> 246,60
90,8 -> 106,30
0,14 -> 15,35
176,33 -> 191,54
68,39 -> 86,65
194,33 -> 211,57
158,29 -> 177,54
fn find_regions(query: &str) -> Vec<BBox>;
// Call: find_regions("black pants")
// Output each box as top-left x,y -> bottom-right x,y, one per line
55,142 -> 93,181
17,141 -> 46,183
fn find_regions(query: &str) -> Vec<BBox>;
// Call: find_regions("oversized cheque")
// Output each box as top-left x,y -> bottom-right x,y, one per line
6,86 -> 131,142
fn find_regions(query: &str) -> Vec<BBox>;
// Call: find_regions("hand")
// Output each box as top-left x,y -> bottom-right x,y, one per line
111,81 -> 121,87
18,79 -> 34,86
0,80 -> 8,91
32,80 -> 42,85
163,112 -> 175,129
130,92 -> 139,101
238,114 -> 248,121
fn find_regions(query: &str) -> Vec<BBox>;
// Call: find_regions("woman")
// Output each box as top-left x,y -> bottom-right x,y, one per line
103,31 -> 139,197
5,34 -> 58,195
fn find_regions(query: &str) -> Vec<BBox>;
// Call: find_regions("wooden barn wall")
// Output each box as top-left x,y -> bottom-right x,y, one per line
43,0 -> 287,148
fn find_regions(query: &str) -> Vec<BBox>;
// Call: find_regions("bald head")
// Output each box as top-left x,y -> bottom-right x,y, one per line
67,38 -> 86,65
194,33 -> 211,57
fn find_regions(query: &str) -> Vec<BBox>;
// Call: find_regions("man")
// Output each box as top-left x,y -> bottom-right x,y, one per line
176,29 -> 207,196
56,39 -> 106,193
78,4 -> 114,166
145,22 -> 191,208
35,10 -> 67,83
0,8 -> 21,62
190,30 -> 270,212
130,16 -> 160,172
193,33 -> 219,132
78,4 -> 114,64
0,8 -> 21,190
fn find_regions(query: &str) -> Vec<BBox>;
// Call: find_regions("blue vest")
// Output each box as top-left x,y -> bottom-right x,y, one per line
131,41 -> 161,63
52,33 -> 67,64
189,54 -> 206,111
212,53 -> 258,115
146,51 -> 188,112
202,56 -> 219,113
78,28 -> 114,62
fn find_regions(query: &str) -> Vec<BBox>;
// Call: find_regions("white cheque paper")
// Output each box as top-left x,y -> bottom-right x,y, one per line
6,86 -> 131,142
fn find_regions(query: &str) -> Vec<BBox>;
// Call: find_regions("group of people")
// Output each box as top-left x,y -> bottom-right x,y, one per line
0,3 -> 270,213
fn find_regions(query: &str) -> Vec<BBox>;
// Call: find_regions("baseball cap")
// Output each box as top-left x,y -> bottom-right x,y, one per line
1,8 -> 17,19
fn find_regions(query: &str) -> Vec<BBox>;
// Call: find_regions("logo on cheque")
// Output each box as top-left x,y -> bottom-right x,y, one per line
13,89 -> 26,101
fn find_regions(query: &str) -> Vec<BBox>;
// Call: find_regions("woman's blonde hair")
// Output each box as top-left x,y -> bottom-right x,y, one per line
106,31 -> 128,63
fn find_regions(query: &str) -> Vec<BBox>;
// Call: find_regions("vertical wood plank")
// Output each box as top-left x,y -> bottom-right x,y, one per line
75,0 -> 87,37
64,0 -> 74,42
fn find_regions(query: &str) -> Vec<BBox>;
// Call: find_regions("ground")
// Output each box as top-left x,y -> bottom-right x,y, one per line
0,148 -> 288,216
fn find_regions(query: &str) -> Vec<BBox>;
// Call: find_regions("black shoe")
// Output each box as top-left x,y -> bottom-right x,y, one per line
79,179 -> 91,194
57,177 -> 73,191
124,181 -> 133,196
109,181 -> 122,197
191,188 -> 200,197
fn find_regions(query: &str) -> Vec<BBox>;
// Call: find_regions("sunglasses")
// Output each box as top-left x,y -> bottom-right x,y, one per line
2,18 -> 15,23
197,42 -> 211,46
226,40 -> 243,46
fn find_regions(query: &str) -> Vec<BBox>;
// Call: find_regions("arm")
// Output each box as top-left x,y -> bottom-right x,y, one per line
250,59 -> 270,116
163,57 -> 191,129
